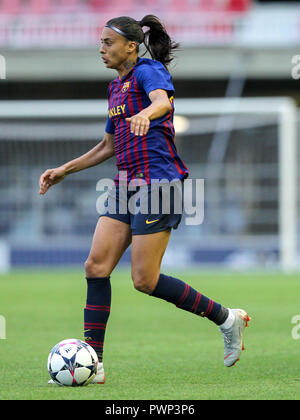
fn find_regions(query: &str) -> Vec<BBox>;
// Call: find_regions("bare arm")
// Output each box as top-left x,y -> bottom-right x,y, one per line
62,132 -> 115,175
125,89 -> 172,137
39,132 -> 115,195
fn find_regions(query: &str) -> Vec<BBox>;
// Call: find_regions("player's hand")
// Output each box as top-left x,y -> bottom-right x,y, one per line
125,113 -> 150,136
39,166 -> 67,195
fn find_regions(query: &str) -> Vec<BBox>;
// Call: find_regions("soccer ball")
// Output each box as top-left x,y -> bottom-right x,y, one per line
47,338 -> 98,386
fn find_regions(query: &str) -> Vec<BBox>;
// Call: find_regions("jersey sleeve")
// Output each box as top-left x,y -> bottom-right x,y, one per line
105,115 -> 115,135
135,61 -> 175,97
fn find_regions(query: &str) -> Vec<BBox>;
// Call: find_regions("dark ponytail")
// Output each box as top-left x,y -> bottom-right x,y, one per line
139,15 -> 179,68
105,15 -> 179,68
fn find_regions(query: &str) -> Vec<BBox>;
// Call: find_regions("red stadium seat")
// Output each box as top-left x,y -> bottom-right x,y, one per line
88,0 -> 106,10
192,0 -> 251,12
227,0 -> 251,12
57,0 -> 82,12
29,0 -> 53,14
168,0 -> 189,12
0,0 -> 22,14
89,0 -> 134,13
129,0 -> 160,13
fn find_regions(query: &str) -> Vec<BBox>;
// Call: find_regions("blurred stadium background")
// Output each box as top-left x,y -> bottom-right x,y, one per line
0,0 -> 300,273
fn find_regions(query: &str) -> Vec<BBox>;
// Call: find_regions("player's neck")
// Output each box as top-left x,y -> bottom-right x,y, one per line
117,56 -> 138,80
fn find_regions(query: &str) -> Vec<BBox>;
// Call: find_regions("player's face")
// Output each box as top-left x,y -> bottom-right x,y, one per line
99,27 -> 134,70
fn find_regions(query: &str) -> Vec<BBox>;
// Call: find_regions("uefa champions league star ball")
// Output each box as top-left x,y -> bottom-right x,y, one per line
47,338 -> 98,386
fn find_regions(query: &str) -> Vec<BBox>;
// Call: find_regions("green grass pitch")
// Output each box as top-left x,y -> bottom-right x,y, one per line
0,268 -> 300,400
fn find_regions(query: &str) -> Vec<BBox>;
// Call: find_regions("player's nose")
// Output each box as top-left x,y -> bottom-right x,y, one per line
99,44 -> 106,55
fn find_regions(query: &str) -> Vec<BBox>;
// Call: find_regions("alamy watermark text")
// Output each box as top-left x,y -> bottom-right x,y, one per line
95,173 -> 205,226
291,315 -> 300,340
0,315 -> 6,339
0,55 -> 6,80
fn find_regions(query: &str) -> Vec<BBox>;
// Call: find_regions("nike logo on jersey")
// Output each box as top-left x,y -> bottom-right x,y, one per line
146,219 -> 159,225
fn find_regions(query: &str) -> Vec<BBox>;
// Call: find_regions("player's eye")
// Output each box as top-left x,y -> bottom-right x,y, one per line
100,41 -> 112,47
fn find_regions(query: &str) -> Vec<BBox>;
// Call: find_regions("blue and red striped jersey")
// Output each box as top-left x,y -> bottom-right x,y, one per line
105,57 -> 189,185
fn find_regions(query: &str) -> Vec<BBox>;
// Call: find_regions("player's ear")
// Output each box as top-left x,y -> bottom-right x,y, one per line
127,40 -> 137,53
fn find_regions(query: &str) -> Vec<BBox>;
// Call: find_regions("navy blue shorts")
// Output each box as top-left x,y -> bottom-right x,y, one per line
99,180 -> 183,235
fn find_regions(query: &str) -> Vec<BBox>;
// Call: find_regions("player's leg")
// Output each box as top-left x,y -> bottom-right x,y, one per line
131,229 -> 171,294
84,216 -> 132,375
85,215 -> 132,278
131,230 -> 228,323
49,216 -> 132,385
131,231 -> 250,367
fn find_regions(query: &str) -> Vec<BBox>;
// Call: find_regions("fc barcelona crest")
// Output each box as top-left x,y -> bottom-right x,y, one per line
122,81 -> 130,93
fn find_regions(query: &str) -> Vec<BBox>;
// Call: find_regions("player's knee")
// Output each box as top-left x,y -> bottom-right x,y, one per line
84,257 -> 111,278
131,270 -> 154,294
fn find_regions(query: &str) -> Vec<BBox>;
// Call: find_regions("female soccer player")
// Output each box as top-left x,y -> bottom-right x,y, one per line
40,15 -> 250,384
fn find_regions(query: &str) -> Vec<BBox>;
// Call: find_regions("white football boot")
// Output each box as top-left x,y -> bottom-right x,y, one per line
48,379 -> 61,385
92,362 -> 106,384
220,308 -> 251,367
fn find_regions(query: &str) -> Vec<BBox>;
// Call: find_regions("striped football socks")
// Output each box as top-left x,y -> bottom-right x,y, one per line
150,273 -> 229,325
84,277 -> 111,362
